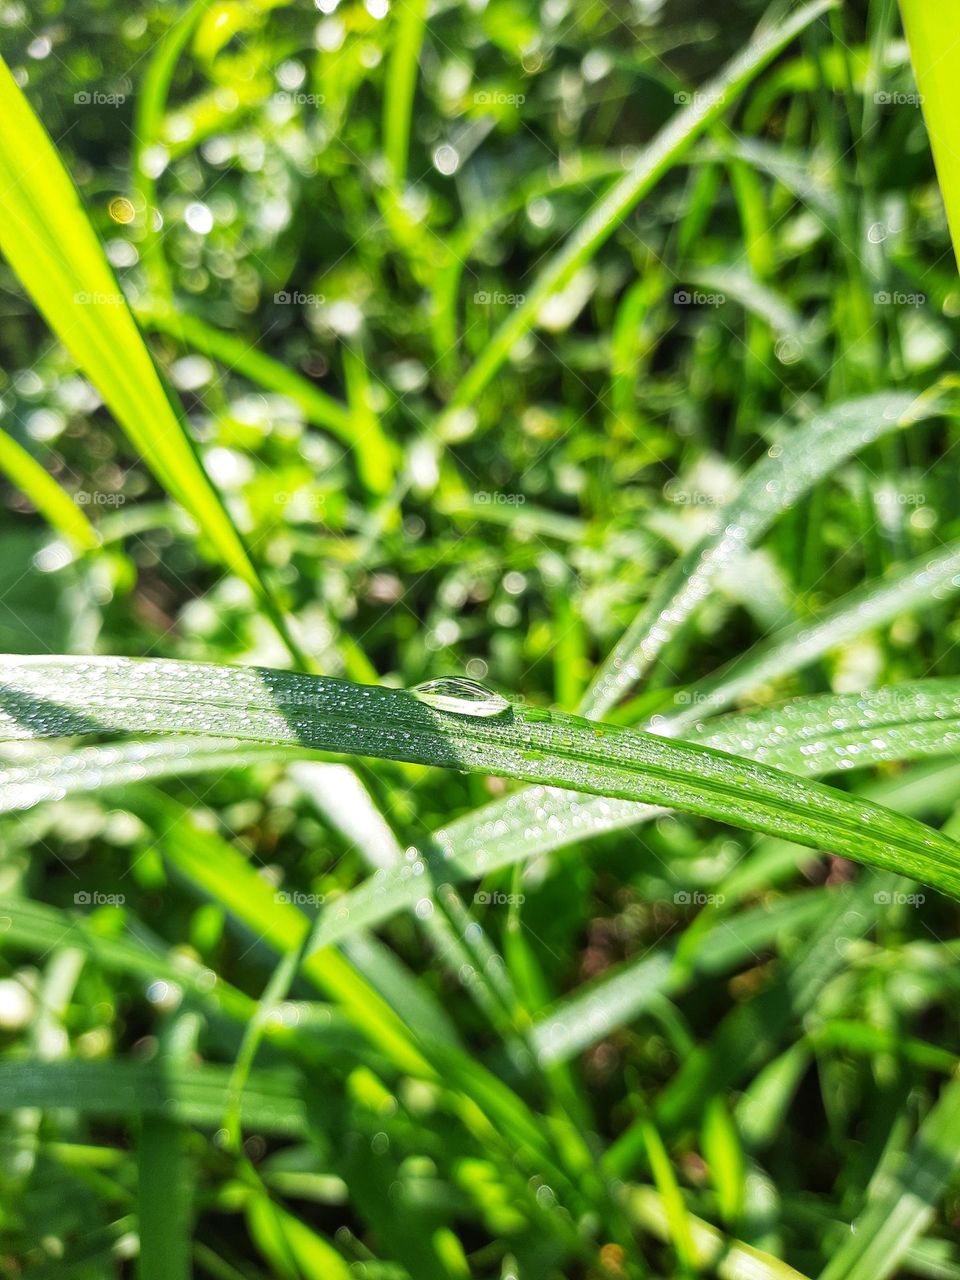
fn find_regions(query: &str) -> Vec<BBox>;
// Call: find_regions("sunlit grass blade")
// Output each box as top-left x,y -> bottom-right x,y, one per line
637,1116 -> 698,1275
382,0 -> 428,191
1,656 -> 959,899
899,2 -> 960,267
246,1197 -> 352,1280
818,1074 -> 960,1280
583,389 -> 940,718
435,0 -> 833,437
627,1185 -> 812,1280
0,429 -> 99,553
0,56 -> 308,667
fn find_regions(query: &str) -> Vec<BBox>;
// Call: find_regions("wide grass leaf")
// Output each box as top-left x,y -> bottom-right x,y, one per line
1,656 -> 959,899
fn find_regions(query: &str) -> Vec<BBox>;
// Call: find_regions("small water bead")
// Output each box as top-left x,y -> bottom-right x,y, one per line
409,678 -> 510,718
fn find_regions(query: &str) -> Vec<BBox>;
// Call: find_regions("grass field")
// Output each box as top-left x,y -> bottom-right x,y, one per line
0,0 -> 959,1276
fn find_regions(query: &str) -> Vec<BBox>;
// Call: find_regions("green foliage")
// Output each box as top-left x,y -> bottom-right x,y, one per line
0,1 -> 959,1278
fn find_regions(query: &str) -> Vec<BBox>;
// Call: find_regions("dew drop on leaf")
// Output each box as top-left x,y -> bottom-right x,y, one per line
409,678 -> 510,718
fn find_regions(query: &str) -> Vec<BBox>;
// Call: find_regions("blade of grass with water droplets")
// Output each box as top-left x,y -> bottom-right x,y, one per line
669,539 -> 960,734
0,738 -> 312,812
300,678 -> 960,949
0,657 -> 959,901
582,389 -> 938,718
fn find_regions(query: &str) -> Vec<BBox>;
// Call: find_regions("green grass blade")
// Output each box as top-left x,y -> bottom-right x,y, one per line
435,0 -> 834,437
583,389 -> 938,718
0,738 -> 310,811
818,1074 -> 960,1280
1,656 -> 959,898
138,1055 -> 194,1280
676,541 -> 960,728
627,1184 -> 812,1280
382,0 -> 429,190
0,429 -> 99,553
0,57 -> 308,667
0,1059 -> 310,1134
637,1117 -> 699,1275
899,2 -> 960,268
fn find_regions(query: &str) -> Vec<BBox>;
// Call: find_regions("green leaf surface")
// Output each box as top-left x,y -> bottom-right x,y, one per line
0,656 -> 959,902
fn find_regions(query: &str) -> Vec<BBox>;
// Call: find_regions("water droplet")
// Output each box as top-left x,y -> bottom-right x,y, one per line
409,678 -> 510,718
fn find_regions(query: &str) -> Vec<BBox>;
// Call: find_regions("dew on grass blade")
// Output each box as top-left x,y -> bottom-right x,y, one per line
409,678 -> 511,718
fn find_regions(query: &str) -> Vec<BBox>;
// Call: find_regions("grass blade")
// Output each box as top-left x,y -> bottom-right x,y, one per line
0,429 -> 98,553
627,1184 -> 812,1280
0,1059 -> 310,1134
436,0 -> 835,436
0,656 -> 959,898
0,57 -> 307,667
583,389 -> 939,717
818,1073 -> 960,1280
899,2 -> 960,267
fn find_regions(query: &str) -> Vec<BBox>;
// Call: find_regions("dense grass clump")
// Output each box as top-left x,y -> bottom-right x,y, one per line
0,1 -> 959,1277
